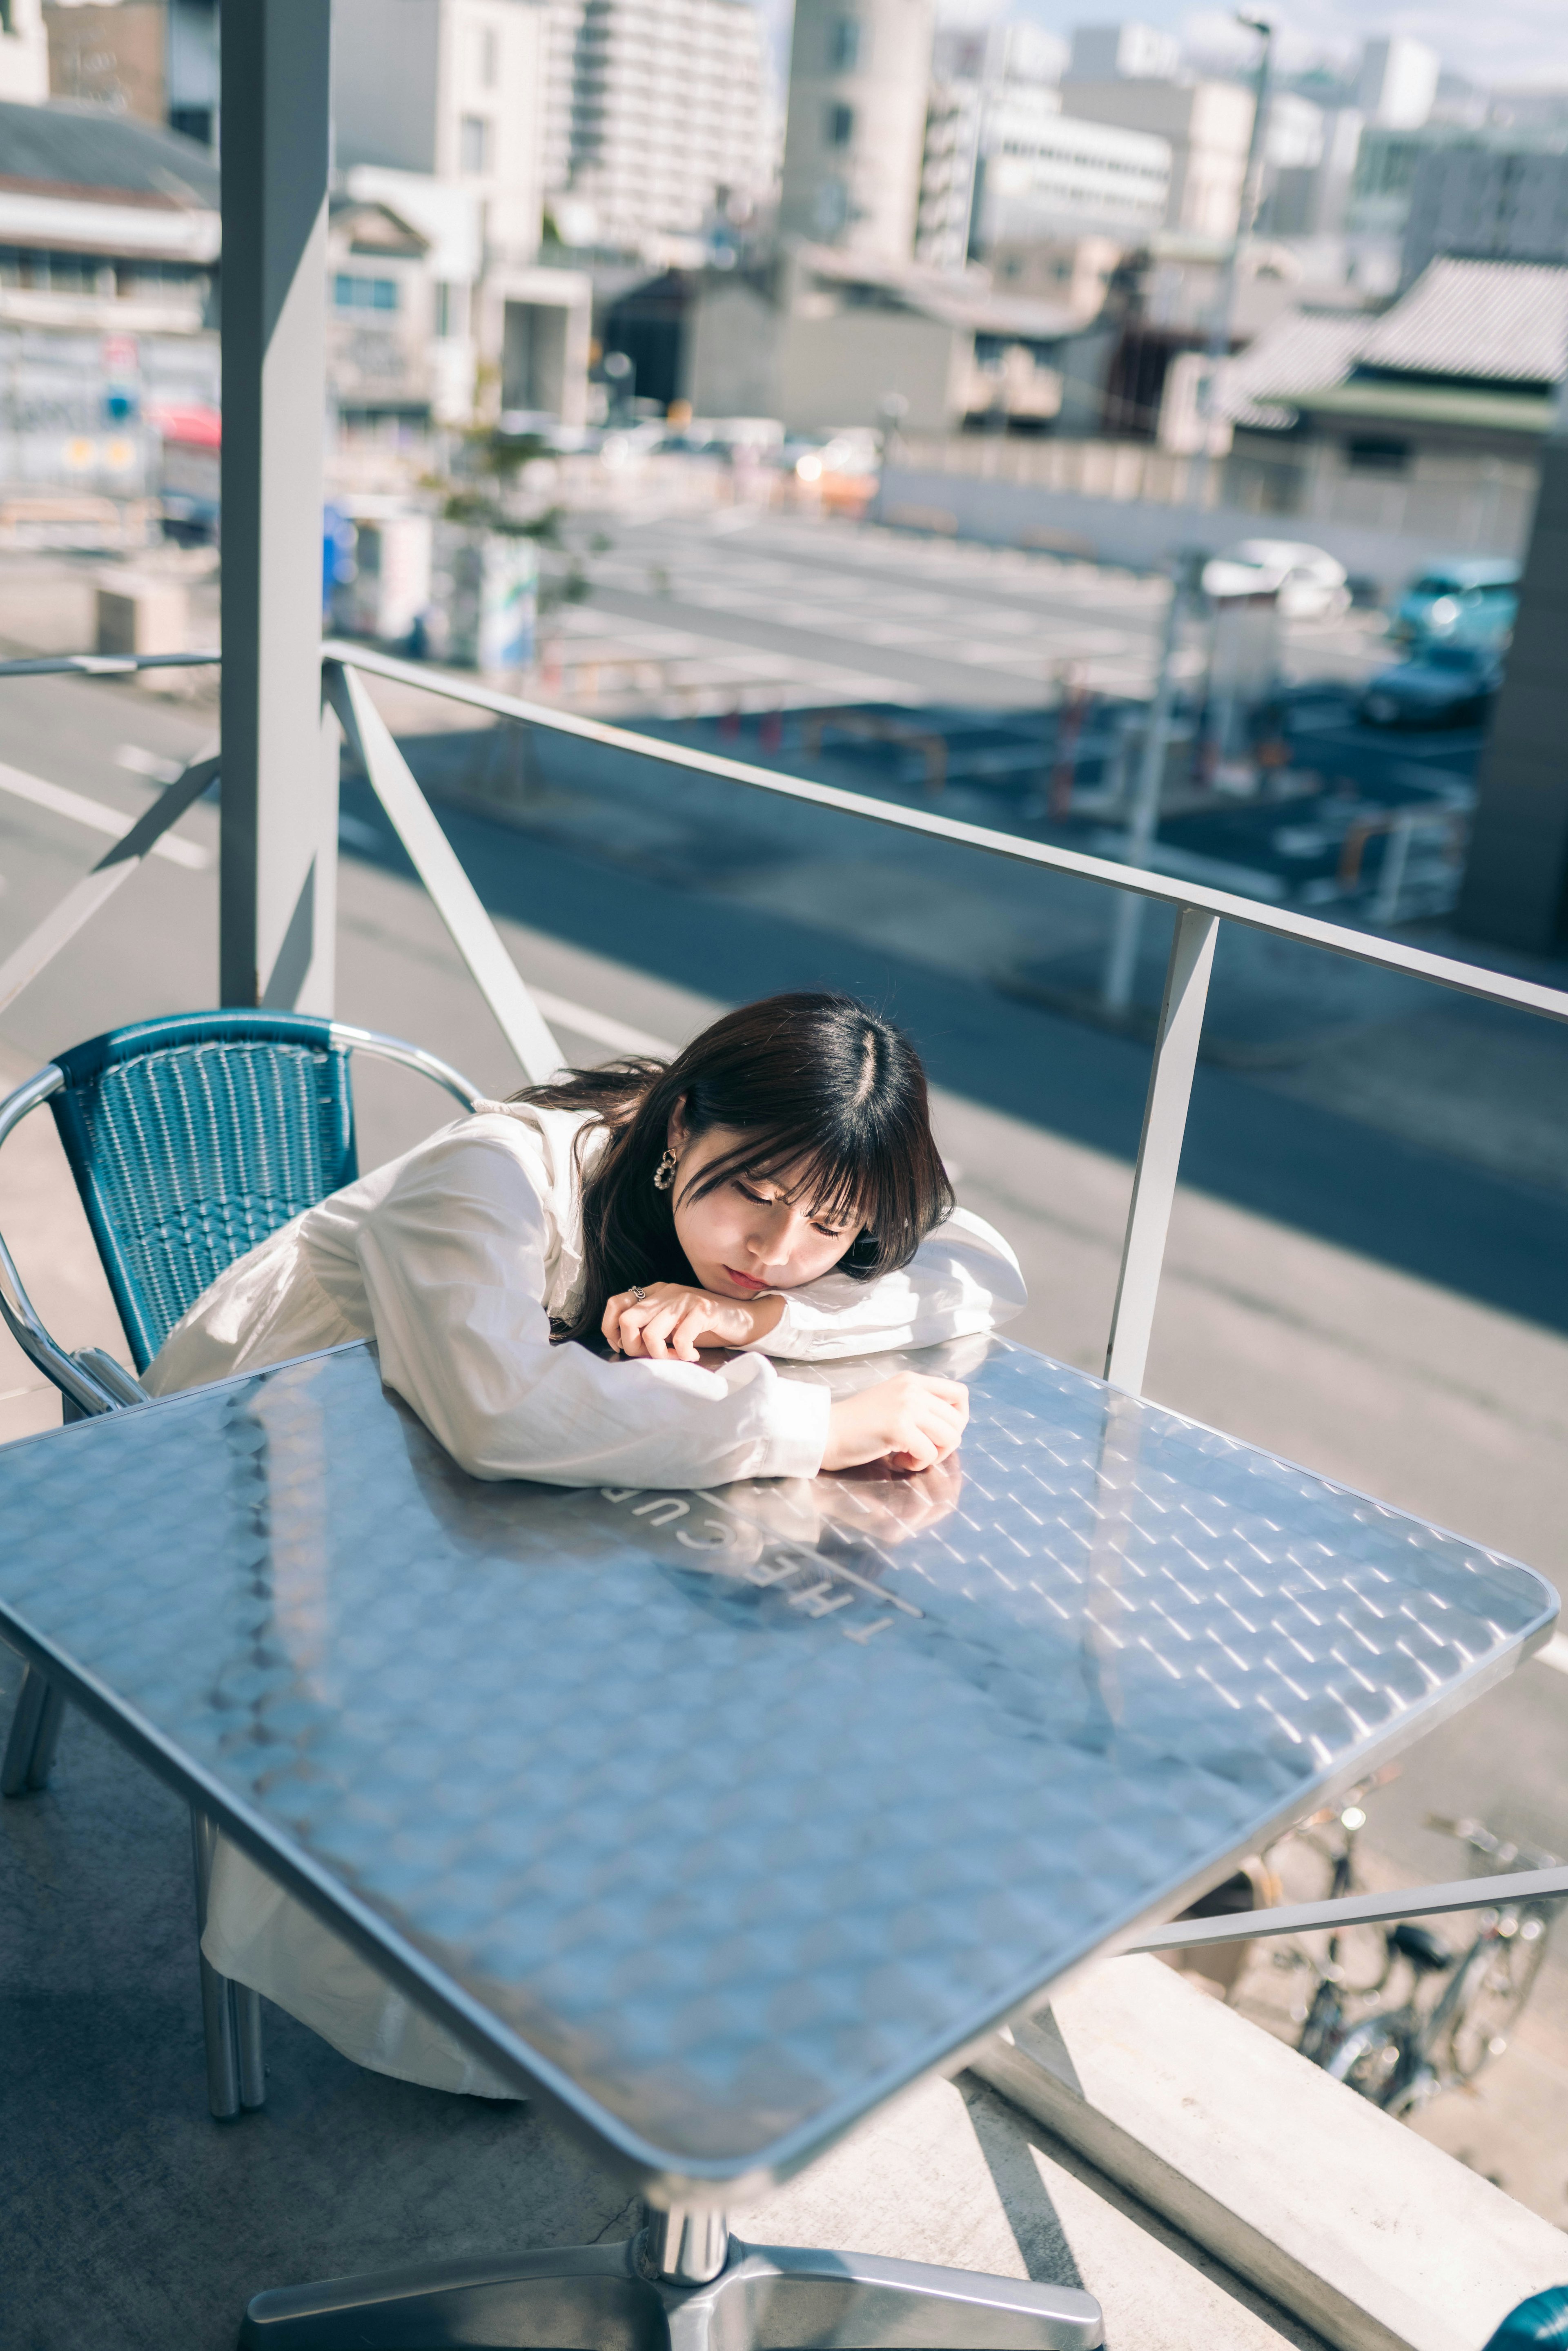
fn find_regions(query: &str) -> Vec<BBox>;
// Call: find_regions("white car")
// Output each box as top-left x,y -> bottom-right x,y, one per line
1201,539 -> 1351,623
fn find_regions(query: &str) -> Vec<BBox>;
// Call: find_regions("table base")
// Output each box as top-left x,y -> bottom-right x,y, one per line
239,2226 -> 1105,2350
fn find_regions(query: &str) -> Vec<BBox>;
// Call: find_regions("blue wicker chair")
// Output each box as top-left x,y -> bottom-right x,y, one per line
0,1009 -> 483,2115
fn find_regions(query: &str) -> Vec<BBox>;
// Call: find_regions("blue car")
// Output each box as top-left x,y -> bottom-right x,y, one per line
1394,559 -> 1519,648
1359,642 -> 1506,729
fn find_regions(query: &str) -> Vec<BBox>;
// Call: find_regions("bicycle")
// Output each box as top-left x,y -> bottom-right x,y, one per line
1252,1767 -> 1403,2059
1319,1816 -> 1565,2118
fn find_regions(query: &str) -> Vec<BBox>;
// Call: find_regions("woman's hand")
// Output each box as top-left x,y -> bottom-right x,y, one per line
604,1281 -> 784,1362
822,1373 -> 969,1474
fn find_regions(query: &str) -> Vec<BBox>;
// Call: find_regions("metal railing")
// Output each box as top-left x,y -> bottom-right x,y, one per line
7,637 -> 1568,1406
3,640 -> 1566,1942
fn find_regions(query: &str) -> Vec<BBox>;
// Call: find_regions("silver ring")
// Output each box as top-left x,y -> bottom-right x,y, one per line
630,1284 -> 648,1304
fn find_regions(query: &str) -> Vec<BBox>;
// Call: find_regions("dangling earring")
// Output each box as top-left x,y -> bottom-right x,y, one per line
653,1148 -> 677,1192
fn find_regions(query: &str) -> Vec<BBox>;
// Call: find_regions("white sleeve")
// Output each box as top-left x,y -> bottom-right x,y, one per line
354,1134 -> 830,1489
748,1205 -> 1027,1363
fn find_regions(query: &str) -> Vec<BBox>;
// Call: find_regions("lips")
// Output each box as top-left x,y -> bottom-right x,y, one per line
725,1266 -> 768,1293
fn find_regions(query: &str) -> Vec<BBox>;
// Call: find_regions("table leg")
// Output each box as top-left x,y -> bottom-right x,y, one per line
1,1662 -> 65,1795
238,2226 -> 1103,2350
191,1806 -> 267,2118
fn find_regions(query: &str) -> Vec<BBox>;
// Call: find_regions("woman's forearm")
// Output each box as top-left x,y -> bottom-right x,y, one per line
753,1207 -> 1027,1362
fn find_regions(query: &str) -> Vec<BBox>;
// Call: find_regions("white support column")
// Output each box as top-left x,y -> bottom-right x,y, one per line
1103,905 -> 1218,1397
219,0 -> 337,1014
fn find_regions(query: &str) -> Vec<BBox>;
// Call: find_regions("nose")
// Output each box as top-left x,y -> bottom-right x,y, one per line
743,1198 -> 803,1271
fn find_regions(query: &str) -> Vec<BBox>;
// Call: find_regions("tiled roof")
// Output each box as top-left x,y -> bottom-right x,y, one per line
0,99 -> 218,208
1219,258 -> 1568,434
1217,307 -> 1368,427
1355,256 -> 1568,383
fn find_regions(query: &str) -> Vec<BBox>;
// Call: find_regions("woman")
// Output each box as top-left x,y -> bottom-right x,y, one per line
146,991 -> 1026,2094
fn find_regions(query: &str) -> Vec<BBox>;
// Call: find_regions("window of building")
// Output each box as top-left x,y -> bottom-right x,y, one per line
460,114 -> 492,173
829,16 -> 860,69
479,24 -> 498,85
334,272 -> 400,311
825,100 -> 854,147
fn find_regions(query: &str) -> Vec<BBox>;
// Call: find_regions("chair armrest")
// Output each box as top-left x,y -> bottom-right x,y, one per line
328,1023 -> 486,1112
0,1065 -> 125,1418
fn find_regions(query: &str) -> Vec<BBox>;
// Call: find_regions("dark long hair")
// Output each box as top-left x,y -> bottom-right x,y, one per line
514,992 -> 954,1344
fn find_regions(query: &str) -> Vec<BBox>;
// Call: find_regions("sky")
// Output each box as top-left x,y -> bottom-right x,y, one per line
926,0 -> 1568,92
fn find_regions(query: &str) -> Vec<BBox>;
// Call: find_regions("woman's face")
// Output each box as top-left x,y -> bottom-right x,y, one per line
668,1116 -> 859,1299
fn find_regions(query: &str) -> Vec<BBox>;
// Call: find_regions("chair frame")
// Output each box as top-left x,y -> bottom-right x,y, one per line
0,1017 -> 484,2117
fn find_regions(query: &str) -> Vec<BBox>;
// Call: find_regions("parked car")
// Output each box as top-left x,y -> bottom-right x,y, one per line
1201,539 -> 1351,622
1393,558 -> 1519,648
1358,642 -> 1505,729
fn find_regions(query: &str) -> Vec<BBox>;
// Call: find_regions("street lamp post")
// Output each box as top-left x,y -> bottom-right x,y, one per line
1187,13 -> 1274,516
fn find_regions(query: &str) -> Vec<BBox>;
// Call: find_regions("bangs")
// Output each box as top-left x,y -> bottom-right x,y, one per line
682,1118 -> 940,1266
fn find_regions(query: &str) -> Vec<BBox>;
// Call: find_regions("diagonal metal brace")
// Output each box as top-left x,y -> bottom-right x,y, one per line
1129,1863 -> 1568,1955
0,753 -> 220,1018
324,660 -> 562,1087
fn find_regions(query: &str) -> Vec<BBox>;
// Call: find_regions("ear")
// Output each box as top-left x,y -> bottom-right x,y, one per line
665,1096 -> 689,1156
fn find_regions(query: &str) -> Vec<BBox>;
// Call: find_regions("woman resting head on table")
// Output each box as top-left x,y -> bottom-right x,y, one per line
147,989 -> 1025,1490
145,991 -> 1027,2099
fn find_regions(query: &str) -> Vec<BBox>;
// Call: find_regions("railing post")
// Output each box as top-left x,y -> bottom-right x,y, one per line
1103,905 -> 1218,1397
218,0 -> 337,1016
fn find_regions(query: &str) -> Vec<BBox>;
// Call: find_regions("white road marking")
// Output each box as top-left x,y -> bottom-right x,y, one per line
1535,1632 -> 1568,1676
0,759 -> 209,869
116,744 -> 184,785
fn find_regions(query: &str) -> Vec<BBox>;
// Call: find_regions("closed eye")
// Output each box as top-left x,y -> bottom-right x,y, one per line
735,1180 -> 849,1241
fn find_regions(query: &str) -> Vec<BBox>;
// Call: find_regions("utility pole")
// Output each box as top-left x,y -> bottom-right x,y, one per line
1187,14 -> 1274,515
219,0 -> 338,1012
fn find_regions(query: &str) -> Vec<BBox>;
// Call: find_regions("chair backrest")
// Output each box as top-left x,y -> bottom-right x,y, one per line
49,1012 -> 359,1373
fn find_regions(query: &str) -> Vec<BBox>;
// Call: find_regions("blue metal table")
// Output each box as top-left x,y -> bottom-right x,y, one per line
0,1334 -> 1554,2348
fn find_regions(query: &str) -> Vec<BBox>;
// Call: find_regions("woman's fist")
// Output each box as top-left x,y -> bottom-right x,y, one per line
603,1281 -> 784,1362
822,1373 -> 969,1474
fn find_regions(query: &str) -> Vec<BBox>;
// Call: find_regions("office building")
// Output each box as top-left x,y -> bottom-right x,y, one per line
918,44 -> 1168,272
1058,71 -> 1254,241
1355,36 -> 1438,131
545,0 -> 769,254
779,0 -> 935,261
976,97 -> 1169,251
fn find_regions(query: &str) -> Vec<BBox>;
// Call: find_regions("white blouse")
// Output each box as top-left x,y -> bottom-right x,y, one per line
145,1101 -> 1027,1489
147,1100 -> 1027,2100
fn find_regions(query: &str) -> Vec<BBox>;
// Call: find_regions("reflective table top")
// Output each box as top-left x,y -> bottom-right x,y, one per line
0,1336 -> 1554,2196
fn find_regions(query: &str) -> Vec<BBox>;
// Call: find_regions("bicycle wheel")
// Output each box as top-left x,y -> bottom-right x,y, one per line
1324,2015 -> 1410,2108
1444,1923 -> 1551,2081
1330,1923 -> 1395,1998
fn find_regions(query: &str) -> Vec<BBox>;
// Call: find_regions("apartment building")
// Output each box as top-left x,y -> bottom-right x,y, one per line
545,0 -> 768,253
